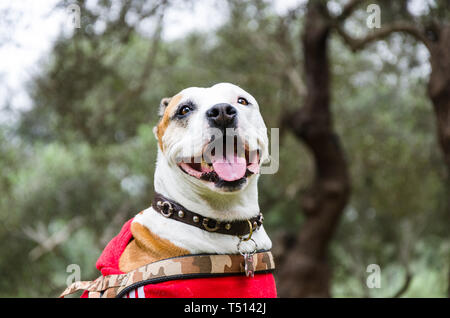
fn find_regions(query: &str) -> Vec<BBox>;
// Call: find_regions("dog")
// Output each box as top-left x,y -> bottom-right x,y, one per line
74,83 -> 276,298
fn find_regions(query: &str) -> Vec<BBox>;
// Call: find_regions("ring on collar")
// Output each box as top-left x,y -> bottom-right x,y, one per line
202,218 -> 221,232
237,220 -> 253,242
237,237 -> 258,256
157,201 -> 174,217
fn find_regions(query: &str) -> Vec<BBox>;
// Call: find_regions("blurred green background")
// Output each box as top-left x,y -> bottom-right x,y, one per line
0,0 -> 448,297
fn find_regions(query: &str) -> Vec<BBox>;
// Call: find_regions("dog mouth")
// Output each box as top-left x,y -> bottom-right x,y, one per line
178,136 -> 260,189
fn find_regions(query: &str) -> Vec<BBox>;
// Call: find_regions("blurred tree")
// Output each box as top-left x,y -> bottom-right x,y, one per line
19,0 -> 169,144
335,0 -> 450,176
276,0 -> 350,297
332,0 -> 450,296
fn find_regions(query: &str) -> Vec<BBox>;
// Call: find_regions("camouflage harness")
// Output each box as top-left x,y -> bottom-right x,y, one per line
60,251 -> 275,298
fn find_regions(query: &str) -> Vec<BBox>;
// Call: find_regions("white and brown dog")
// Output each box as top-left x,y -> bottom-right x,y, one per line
74,83 -> 276,298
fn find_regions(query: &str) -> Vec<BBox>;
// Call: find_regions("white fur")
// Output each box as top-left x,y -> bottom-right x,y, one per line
134,207 -> 271,254
134,83 -> 272,255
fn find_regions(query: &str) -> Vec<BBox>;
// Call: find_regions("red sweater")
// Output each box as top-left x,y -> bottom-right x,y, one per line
82,219 -> 277,298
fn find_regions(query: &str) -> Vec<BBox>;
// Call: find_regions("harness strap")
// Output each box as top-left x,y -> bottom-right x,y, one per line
60,251 -> 275,298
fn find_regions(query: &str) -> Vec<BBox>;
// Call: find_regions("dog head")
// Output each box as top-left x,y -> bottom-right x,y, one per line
154,83 -> 269,193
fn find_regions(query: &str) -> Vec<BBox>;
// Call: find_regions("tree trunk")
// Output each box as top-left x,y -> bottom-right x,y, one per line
428,25 -> 450,176
277,2 -> 350,297
427,25 -> 450,297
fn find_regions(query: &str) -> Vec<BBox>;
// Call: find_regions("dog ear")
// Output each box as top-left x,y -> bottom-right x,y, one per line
158,97 -> 172,117
154,97 -> 171,142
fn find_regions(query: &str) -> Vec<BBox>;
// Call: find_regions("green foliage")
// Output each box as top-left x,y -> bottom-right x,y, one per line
0,124 -> 157,296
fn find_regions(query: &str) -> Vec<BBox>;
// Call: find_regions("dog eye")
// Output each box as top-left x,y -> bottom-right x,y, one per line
237,97 -> 249,106
178,105 -> 192,116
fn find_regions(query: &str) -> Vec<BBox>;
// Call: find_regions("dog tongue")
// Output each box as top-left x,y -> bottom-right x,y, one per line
212,154 -> 247,181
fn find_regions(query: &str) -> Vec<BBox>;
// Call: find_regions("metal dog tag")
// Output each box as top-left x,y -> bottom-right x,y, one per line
244,253 -> 255,278
237,237 -> 257,278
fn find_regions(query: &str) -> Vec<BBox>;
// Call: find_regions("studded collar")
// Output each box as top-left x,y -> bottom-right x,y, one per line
152,192 -> 263,237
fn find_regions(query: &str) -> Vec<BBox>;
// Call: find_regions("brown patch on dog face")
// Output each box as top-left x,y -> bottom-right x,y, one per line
156,94 -> 183,150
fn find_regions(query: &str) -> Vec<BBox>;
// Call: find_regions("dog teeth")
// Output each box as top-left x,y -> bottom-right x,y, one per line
201,159 -> 213,172
192,155 -> 202,164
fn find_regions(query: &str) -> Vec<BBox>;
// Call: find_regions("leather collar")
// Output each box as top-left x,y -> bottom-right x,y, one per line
152,192 -> 263,237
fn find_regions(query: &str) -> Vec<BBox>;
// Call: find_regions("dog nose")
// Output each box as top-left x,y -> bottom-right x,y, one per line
206,103 -> 237,129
